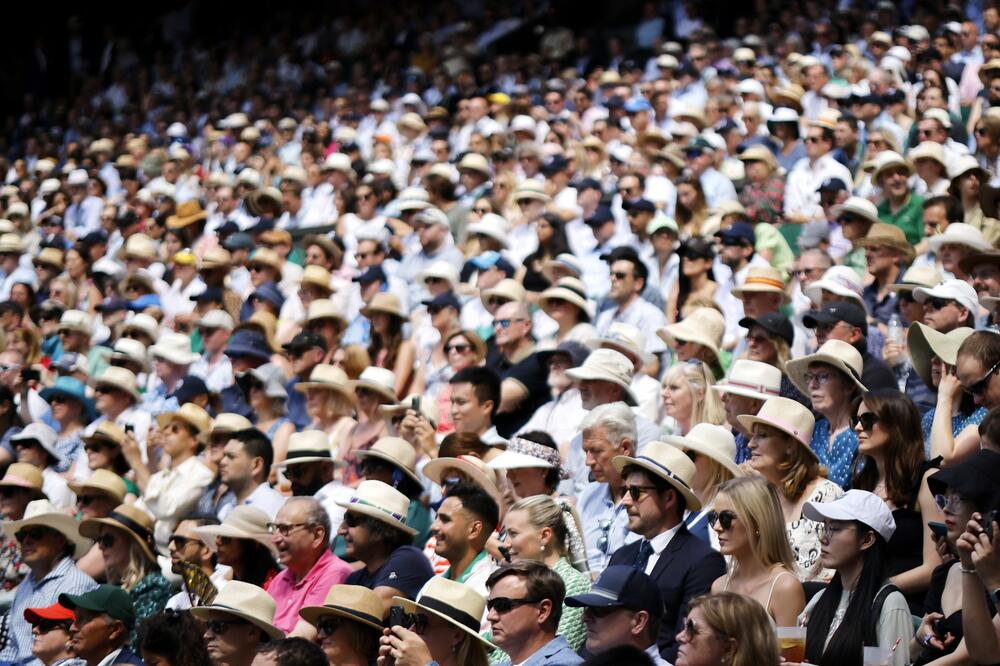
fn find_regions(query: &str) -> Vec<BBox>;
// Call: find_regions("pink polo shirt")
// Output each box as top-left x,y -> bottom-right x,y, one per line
267,549 -> 352,632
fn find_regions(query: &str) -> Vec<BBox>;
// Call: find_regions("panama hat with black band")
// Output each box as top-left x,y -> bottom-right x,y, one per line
391,577 -> 495,648
79,503 -> 159,563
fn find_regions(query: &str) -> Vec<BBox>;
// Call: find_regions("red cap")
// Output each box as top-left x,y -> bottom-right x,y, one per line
24,603 -> 75,624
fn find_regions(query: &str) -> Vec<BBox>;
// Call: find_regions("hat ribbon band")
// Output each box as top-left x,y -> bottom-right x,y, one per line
635,456 -> 693,492
323,605 -> 383,627
723,379 -> 779,396
508,438 -> 562,469
417,596 -> 481,633
287,449 -> 332,460
744,277 -> 785,290
761,417 -> 806,442
587,586 -> 622,602
109,511 -> 155,548
348,497 -> 406,523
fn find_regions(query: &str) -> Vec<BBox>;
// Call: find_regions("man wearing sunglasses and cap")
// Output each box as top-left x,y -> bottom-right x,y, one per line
23,602 -> 81,666
60,585 -> 143,665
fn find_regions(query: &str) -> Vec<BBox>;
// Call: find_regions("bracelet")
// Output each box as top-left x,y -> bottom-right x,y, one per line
921,633 -> 933,647
960,565 -> 977,574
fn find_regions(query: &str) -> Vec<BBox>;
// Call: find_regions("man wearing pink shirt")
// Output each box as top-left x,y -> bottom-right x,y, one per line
266,497 -> 352,637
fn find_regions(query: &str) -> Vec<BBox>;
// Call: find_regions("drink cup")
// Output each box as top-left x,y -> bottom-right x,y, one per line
777,626 -> 807,662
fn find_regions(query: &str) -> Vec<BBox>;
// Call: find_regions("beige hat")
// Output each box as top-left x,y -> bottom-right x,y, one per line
785,339 -> 868,395
422,454 -> 504,512
737,396 -> 817,455
539,277 -> 591,321
418,261 -> 461,290
122,313 -> 159,340
711,359 -> 782,402
190,581 -> 285,641
908,141 -> 947,169
81,421 -> 126,449
613,440 -> 702,510
772,83 -> 805,111
321,152 -> 354,174
195,505 -> 275,554
105,338 -> 150,372
587,322 -> 653,366
467,213 -> 510,248
277,430 -> 337,468
871,150 -> 912,182
305,299 -> 348,329
195,309 -> 235,331
247,248 -> 283,278
926,222 -> 992,253
294,364 -> 357,403
857,223 -> 916,263
907,323 -> 976,389
281,165 -> 308,185
156,402 -> 213,440
123,234 -> 158,262
887,265 -> 943,294
149,332 -> 199,365
200,246 -> 232,270
565,348 -> 638,405
0,233 -> 21,253
300,584 -> 386,631
656,307 -> 725,367
393,577 -> 494,647
33,247 -> 65,270
737,145 -> 778,172
0,463 -> 44,495
663,423 -> 744,478
90,367 -> 142,403
835,196 -> 881,227
58,310 -> 93,336
300,265 -> 334,296
211,413 -> 254,437
79,503 -> 158,562
949,153 -> 991,183
480,278 -> 526,307
457,152 -> 490,176
336,479 -> 417,536
67,469 -> 127,504
513,179 -> 551,203
731,266 -> 790,303
354,437 -> 420,485
396,112 -> 427,133
360,292 -> 409,321
355,367 -> 398,403
869,31 -> 892,46
4,499 -> 91,559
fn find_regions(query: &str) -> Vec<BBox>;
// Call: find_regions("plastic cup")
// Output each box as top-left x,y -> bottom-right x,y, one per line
863,646 -> 892,666
777,626 -> 807,662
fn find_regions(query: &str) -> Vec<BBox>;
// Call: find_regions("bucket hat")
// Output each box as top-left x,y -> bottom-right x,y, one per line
224,329 -> 273,363
237,363 -> 288,401
803,265 -> 865,306
105,338 -> 151,372
538,277 -> 591,321
12,423 -> 64,465
58,310 -> 92,336
39,377 -> 96,421
834,196 -> 881,227
871,151 -> 912,182
565,348 -> 639,405
926,223 -> 992,253
857,223 -> 916,263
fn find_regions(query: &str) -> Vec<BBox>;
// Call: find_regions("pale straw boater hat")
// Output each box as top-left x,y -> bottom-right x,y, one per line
190,581 -> 285,640
906,322 -> 976,390
731,266 -> 790,304
335,480 -> 417,536
276,430 -> 339,469
294,364 -> 357,404
656,307 -> 725,367
354,437 -> 421,485
613,440 -> 703,510
711,359 -> 782,402
785,339 -> 869,395
737,396 -> 817,455
68,469 -> 127,504
3,499 -> 91,559
300,584 -> 386,631
663,423 -> 744,478
194,505 -> 276,554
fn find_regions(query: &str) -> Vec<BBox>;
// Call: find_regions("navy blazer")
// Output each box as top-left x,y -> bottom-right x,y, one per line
608,524 -> 726,663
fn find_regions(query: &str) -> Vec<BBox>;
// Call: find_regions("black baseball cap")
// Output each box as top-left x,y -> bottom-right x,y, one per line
803,300 -> 868,331
353,265 -> 387,285
817,177 -> 848,194
623,198 -> 656,214
585,205 -> 614,226
282,331 -> 328,353
565,565 -> 664,617
422,292 -> 462,312
739,312 -> 794,345
191,287 -> 224,303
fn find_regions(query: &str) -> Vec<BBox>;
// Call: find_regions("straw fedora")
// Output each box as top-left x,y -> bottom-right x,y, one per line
149,332 -> 199,365
246,248 -> 284,279
737,397 -> 817,454
105,338 -> 150,372
211,413 -> 254,437
871,151 -> 912,182
480,278 -> 526,307
190,581 -> 285,640
613,440 -> 702,510
82,421 -> 126,450
907,323 -> 976,389
538,277 -> 591,321
457,152 -> 491,176
856,222 -> 916,263
803,265 -> 865,306
565,348 -> 639,406
294,364 -> 357,403
194,505 -> 275,554
731,266 -> 790,304
79,503 -> 158,562
663,423 -> 744,478
300,584 -> 386,631
156,402 -> 213,440
90,366 -> 142,403
887,265 -> 942,294
354,437 -> 421,485
305,299 -> 348,329
122,234 -> 158,263
68,469 -> 127,504
926,222 -> 992,253
33,247 -> 64,270
335,480 -> 417,536
422,454 -> 504,510
656,307 -> 725,367
300,265 -> 334,296
392,577 -> 494,648
587,322 -> 654,366
737,145 -> 778,172
356,367 -> 398,403
276,430 -> 338,469
908,141 -> 947,170
361,292 -> 409,321
785,339 -> 868,395
165,200 -> 208,229
0,233 -> 22,253
200,247 -> 232,270
58,310 -> 93,336
0,463 -> 45,496
3,499 -> 91,558
710,359 -> 782,402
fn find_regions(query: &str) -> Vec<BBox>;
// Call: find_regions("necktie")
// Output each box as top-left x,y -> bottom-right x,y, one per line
634,539 -> 654,571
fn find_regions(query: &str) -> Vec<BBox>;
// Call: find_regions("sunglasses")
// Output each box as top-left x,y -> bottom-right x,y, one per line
97,533 -> 118,549
961,359 -> 1000,395
625,484 -> 659,501
852,412 -> 879,432
343,512 -> 362,528
486,597 -> 540,613
204,619 -> 248,635
316,616 -> 342,636
446,343 -> 472,354
494,318 -> 527,329
169,535 -> 198,548
34,620 -> 71,634
84,440 -> 113,453
14,527 -> 50,543
925,296 -> 955,311
804,136 -> 823,144
611,271 -> 633,280
706,510 -> 738,530
77,494 -> 103,507
473,207 -> 492,215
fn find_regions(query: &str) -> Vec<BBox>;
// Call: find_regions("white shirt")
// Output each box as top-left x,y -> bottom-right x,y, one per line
642,522 -> 683,575
783,153 -> 853,222
516,388 -> 587,452
137,455 -> 215,553
189,353 -> 234,393
218,482 -> 286,521
42,467 -> 75,510
594,298 -> 668,356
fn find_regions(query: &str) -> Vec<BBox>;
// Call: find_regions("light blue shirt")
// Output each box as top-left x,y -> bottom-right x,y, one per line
498,636 -> 583,666
577,481 -> 638,575
698,167 -> 738,208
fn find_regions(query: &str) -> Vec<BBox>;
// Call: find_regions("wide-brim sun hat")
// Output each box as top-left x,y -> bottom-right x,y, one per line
300,584 -> 386,631
613,440 -> 702,511
190,580 -> 285,641
565,348 -> 639,406
89,367 -> 143,404
149,332 -> 200,365
538,278 -> 591,321
0,463 -> 44,495
276,430 -> 338,469
710,359 -> 782,401
736,396 -> 817,455
663,423 -> 744,478
907,322 -> 976,389
155,402 -> 212,442
79,503 -> 158,562
422,455 -> 504,512
294,364 -> 357,404
355,366 -> 399,404
3,499 -> 91,559
354,437 -> 421,485
887,265 -> 943,294
360,292 -> 409,321
335,479 -> 417,536
392,577 -> 495,648
785,339 -> 868,395
656,307 -> 724,367
480,278 -> 526,307
194,505 -> 276,554
67,469 -> 127,504
871,150 -> 912,182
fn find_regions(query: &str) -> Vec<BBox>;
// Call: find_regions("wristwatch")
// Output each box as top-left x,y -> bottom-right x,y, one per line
991,588 -> 1000,607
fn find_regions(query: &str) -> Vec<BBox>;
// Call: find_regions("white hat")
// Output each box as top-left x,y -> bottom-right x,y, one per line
105,338 -> 150,372
803,489 -> 896,542
663,423 -> 744,478
737,78 -> 766,98
656,53 -> 680,69
121,313 -> 158,339
785,339 -> 868,395
166,122 -> 188,138
413,206 -> 450,228
426,162 -> 459,184
870,151 -> 912,182
926,223 -> 992,253
89,366 -> 142,403
948,153 -> 990,181
58,310 -> 93,336
835,196 -> 881,226
737,396 -> 816,452
6,202 -> 28,219
321,153 -> 354,174
370,98 -> 390,112
66,169 -> 89,186
39,178 -> 61,195
189,581 -> 285,640
487,435 -> 565,476
804,265 -> 865,307
395,187 -> 431,212
149,332 -> 199,365
613,441 -> 702,511
711,359 -> 782,401
587,322 -> 653,366
565,348 -> 638,406
236,168 -> 262,188
418,261 -> 460,290
277,430 -> 337,468
218,113 -> 250,129
542,252 -> 583,277
467,213 -> 509,248
356,367 -> 398,403
11,423 -> 63,464
457,152 -> 491,176
196,309 -> 235,331
923,107 -> 951,129
913,279 -> 980,316
509,115 -> 537,134
335,480 -> 417,535
368,158 -> 396,176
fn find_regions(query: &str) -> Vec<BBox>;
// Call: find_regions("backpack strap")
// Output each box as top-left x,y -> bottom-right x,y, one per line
867,582 -> 902,646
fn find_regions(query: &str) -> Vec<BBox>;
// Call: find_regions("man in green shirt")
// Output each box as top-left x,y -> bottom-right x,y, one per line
873,151 -> 925,245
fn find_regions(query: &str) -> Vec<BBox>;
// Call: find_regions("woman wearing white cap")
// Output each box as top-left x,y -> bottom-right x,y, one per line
795,490 -> 911,666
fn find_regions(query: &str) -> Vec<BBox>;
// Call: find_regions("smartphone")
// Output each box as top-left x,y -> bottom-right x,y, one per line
932,617 -> 948,639
928,521 -> 948,540
498,545 -> 512,563
411,396 -> 421,414
124,424 -> 135,435
984,509 -> 999,541
387,605 -> 409,629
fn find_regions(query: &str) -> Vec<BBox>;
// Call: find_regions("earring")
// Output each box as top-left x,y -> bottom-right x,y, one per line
540,544 -> 546,552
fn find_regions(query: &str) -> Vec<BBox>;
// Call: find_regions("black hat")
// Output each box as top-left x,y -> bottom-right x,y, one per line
928,449 -> 1000,512
803,300 -> 868,331
817,177 -> 848,194
585,205 -> 614,226
541,154 -> 570,176
191,287 -> 224,303
536,341 -> 591,368
739,312 -> 794,345
353,265 -> 387,285
422,292 -> 462,312
282,331 -> 328,354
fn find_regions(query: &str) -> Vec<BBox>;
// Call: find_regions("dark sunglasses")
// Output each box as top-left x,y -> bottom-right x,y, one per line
611,271 -> 633,280
962,359 -> 1000,395
84,440 -> 113,453
169,535 -> 199,549
446,343 -> 472,354
316,616 -> 341,636
76,494 -> 103,507
15,527 -> 50,543
584,605 -> 619,618
852,412 -> 879,432
486,597 -> 540,613
925,296 -> 954,311
706,510 -> 738,531
34,620 -> 71,634
97,533 -> 118,549
204,619 -> 248,635
343,512 -> 362,528
625,484 -> 659,501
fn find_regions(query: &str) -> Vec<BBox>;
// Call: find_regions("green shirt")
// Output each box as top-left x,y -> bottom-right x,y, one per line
754,223 -> 795,279
877,194 -> 925,246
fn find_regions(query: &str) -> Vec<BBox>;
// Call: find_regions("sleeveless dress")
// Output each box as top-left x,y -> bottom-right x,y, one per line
722,569 -> 798,624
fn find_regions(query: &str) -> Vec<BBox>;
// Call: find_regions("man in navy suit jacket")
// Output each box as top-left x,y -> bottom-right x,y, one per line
607,441 -> 726,663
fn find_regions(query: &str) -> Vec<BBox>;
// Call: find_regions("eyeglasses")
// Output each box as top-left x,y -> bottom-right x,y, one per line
934,493 -> 967,513
97,533 -> 118,549
924,297 -> 955,311
486,597 -> 540,613
804,136 -> 823,144
818,522 -> 856,540
494,318 -> 527,329
14,527 -> 50,543
706,510 -> 738,531
446,343 -> 472,354
803,371 -> 835,387
866,139 -> 887,148
169,535 -> 199,549
266,522 -> 311,536
33,620 -> 71,634
204,619 -> 248,635
77,494 -> 103,507
852,411 -> 879,432
625,484 -> 660,501
961,359 -> 1000,395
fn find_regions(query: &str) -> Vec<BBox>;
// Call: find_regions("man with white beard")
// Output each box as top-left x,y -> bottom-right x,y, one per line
515,342 -> 590,460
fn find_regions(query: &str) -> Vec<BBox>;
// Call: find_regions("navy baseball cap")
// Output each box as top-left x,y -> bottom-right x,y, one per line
222,232 -> 255,252
282,331 -> 328,353
353,265 -> 387,285
565,565 -> 664,617
803,300 -> 868,331
95,297 -> 129,313
585,205 -> 614,226
716,222 -> 756,245
623,198 -> 656,214
169,375 -> 211,403
739,312 -> 794,346
817,177 -> 848,194
191,287 -> 224,303
541,154 -> 570,176
422,292 -> 462,311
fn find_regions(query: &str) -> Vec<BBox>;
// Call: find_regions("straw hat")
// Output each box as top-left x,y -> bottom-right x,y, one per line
587,322 -> 653,366
3,499 -> 91,558
737,396 -> 817,452
457,152 -> 490,176
246,248 -> 283,278
200,247 -> 232,270
418,261 -> 461,290
737,145 -> 778,172
656,307 -> 725,367
190,581 -> 285,640
538,277 -> 591,321
105,338 -> 150,372
663,423 -> 744,478
355,437 -> 421,485
300,265 -> 334,296
926,223 -> 992,253
361,292 -> 409,321
907,323 -> 976,389
277,430 -> 338,468
300,584 -> 386,631
294,364 -> 357,403
565,348 -> 639,405
305,299 -> 348,329
149,332 -> 199,365
82,421 -> 126,450
731,266 -> 790,303
90,366 -> 142,403
480,278 -> 526,307
155,403 -> 213,441
803,265 -> 865,306
194,505 -> 275,554
422,455 -> 504,512
887,265 -> 942,294
392,577 -> 494,647
0,233 -> 21,253
165,200 -> 208,229
467,213 -> 510,249
710,359 -> 782,402
908,141 -> 947,169
335,480 -> 417,536
772,83 -> 805,111
355,367 -> 398,403
785,339 -> 868,395
612,441 -> 702,510
871,151 -> 912,182
121,313 -> 158,340
33,247 -> 65,270
0,463 -> 44,495
67,470 -> 127,504
835,196 -> 881,227
856,223 -> 916,263
79,503 -> 158,562
211,413 -> 254,437
58,310 -> 92,336
123,234 -> 158,262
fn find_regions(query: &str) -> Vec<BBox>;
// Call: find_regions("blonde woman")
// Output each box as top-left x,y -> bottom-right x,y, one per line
709,476 -> 806,626
676,592 -> 781,666
295,363 -> 357,465
660,360 -> 725,435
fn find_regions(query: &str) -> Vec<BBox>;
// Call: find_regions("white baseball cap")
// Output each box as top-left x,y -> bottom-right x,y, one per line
913,279 -> 980,316
802,489 -> 896,542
